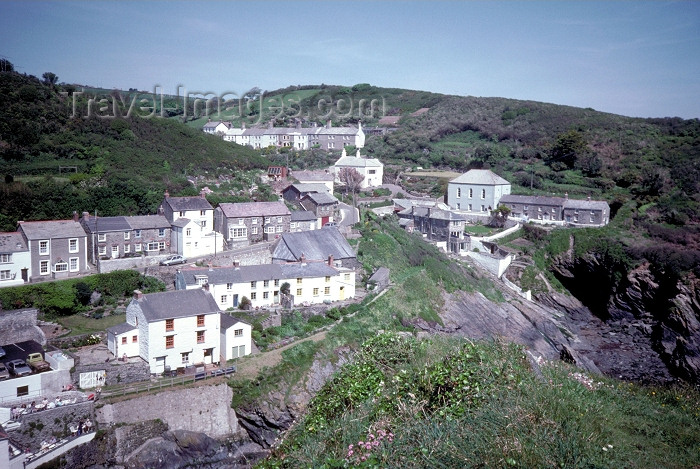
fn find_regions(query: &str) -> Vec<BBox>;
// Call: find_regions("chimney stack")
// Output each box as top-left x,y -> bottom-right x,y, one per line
200,188 -> 207,198
565,192 -> 568,199
164,190 -> 170,198
328,254 -> 334,266
72,211 -> 79,222
326,119 -> 331,129
82,211 -> 90,220
133,290 -> 143,300
203,283 -> 210,291
300,253 -> 305,263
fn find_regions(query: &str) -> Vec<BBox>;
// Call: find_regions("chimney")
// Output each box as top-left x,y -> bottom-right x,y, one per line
208,263 -> 213,271
565,192 -> 568,199
328,254 -> 334,266
358,120 -> 362,131
158,205 -> 164,215
356,149 -> 361,158
133,290 -> 143,300
587,195 -> 591,201
269,119 -> 273,129
312,122 -> 317,128
202,283 -> 210,291
241,122 -> 246,129
72,211 -> 79,222
200,188 -> 207,198
300,253 -> 305,263
326,119 -> 331,129
164,190 -> 170,198
296,119 -> 301,129
82,211 -> 90,220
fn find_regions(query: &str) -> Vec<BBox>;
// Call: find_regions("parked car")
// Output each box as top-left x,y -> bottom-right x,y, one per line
0,346 -> 6,358
27,352 -> 51,372
7,359 -> 32,377
0,362 -> 9,380
160,255 -> 187,266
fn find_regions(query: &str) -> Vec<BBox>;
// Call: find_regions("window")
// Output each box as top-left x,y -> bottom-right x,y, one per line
97,233 -> 106,242
39,240 -> 49,255
457,188 -> 461,197
69,257 -> 79,272
201,220 -> 206,228
135,229 -> 141,238
264,226 -> 276,234
264,217 -> 271,223
456,203 -> 460,209
124,244 -> 130,253
552,207 -> 556,213
344,273 -> 350,280
54,262 -> 68,272
147,242 -> 164,251
251,292 -> 257,300
252,218 -> 258,225
276,226 -> 283,233
132,335 -> 137,343
181,352 -> 190,364
251,227 -> 258,235
468,188 -> 473,198
296,277 -> 302,284
325,276 -> 331,283
229,227 -> 247,239
481,205 -> 486,212
468,204 -> 472,211
200,210 -> 206,216
186,228 -> 191,236
158,228 -> 165,237
277,216 -> 282,223
134,243 -> 142,252
538,206 -> 542,212
251,281 -> 257,289
263,291 -> 269,299
0,254 -> 10,263
98,246 -> 107,256
290,222 -> 296,229
124,231 -> 130,240
263,280 -> 269,288
296,288 -> 302,296
17,385 -> 29,397
324,286 -> 331,295
112,245 -> 119,256
165,319 -> 174,332
179,211 -> 186,217
481,189 -> 486,199
313,287 -> 319,296
0,270 -> 12,280
234,328 -> 243,337
166,335 -> 174,349
226,283 -> 233,290
274,279 -> 280,287
197,315 -> 205,327
121,336 -> 127,345
197,331 -> 205,343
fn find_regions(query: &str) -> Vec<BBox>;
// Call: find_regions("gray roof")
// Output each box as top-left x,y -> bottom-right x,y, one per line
124,215 -> 171,230
203,121 -> 231,129
177,262 -> 340,287
107,322 -> 137,335
171,218 -> 191,228
220,313 -> 249,330
449,169 -> 510,186
291,170 -> 334,182
284,183 -> 330,194
563,199 -> 610,211
0,232 -> 27,253
334,155 -> 383,168
218,201 -> 290,218
163,196 -> 213,212
133,289 -> 220,322
393,199 -> 451,211
302,192 -> 338,205
401,206 -> 467,221
18,220 -> 87,240
272,228 -> 355,262
81,216 -> 130,233
500,194 -> 565,207
369,267 -> 390,283
291,210 -> 316,222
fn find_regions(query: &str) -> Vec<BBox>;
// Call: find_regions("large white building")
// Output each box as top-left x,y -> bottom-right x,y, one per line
160,191 -> 223,259
223,120 -> 364,151
446,169 -> 511,213
333,148 -> 384,189
108,289 -> 252,374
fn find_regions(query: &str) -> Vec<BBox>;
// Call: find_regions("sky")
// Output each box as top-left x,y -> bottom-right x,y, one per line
1,1 -> 699,119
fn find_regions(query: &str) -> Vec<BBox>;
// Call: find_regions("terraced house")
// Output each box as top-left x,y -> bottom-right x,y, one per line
160,190 -> 223,258
0,232 -> 30,287
222,120 -> 364,150
214,201 -> 291,248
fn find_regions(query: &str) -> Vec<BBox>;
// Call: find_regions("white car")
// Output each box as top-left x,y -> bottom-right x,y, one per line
160,255 -> 187,266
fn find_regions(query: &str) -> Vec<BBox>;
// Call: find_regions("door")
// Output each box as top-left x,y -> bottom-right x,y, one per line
111,245 -> 119,258
155,356 -> 166,373
339,286 -> 345,301
321,216 -> 330,226
21,268 -> 28,282
233,294 -> 239,307
204,348 -> 213,364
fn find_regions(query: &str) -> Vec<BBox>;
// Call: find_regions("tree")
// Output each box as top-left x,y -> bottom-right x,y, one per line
547,130 -> 587,170
338,167 -> 364,200
488,205 -> 512,228
42,72 -> 58,87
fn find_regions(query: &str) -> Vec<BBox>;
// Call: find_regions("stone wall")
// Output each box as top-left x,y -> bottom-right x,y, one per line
0,308 -> 45,346
74,360 -> 150,386
98,254 -> 165,274
114,419 -> 169,463
10,401 -> 94,449
95,382 -> 241,439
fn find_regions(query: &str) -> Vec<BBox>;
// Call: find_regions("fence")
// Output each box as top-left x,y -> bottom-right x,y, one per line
101,366 -> 236,398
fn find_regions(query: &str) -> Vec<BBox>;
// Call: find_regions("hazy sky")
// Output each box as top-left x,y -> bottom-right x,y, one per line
1,1 -> 698,118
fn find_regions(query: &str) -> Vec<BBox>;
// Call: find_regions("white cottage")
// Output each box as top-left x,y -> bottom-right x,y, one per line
447,169 -> 511,212
333,149 -> 384,189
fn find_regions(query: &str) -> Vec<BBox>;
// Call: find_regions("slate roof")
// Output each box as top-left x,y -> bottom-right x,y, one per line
218,201 -> 290,218
0,232 -> 27,253
220,313 -> 249,330
81,216 -> 130,233
124,215 -> 171,230
302,192 -> 338,205
393,199 -> 451,211
334,154 -> 383,168
18,220 -> 87,240
272,228 -> 355,263
106,323 -> 137,335
292,170 -> 334,182
449,169 -> 510,186
291,210 -> 317,222
284,183 -> 331,195
163,196 -> 213,212
563,199 -> 610,211
369,267 -> 390,284
171,218 -> 191,228
177,262 -> 340,287
203,121 -> 232,130
500,194 -> 566,207
401,206 -> 468,222
133,289 -> 220,322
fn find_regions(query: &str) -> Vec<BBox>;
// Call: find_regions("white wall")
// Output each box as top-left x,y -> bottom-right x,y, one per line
0,250 -> 31,288
220,321 -> 252,362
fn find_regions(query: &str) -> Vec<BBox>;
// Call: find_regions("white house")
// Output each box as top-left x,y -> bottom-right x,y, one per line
116,289 -> 224,374
220,314 -> 252,362
0,232 -> 31,287
175,261 -> 356,310
203,120 -> 232,135
160,191 -> 223,258
333,148 -> 384,189
447,169 -> 511,212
